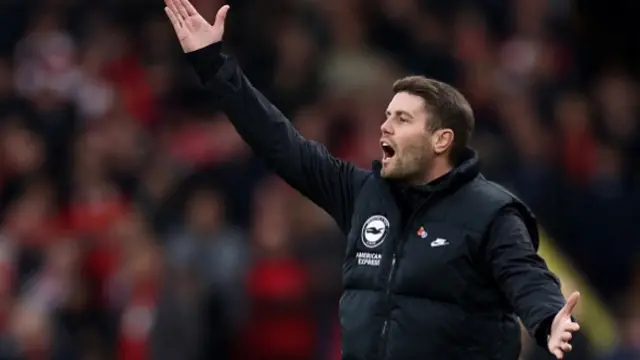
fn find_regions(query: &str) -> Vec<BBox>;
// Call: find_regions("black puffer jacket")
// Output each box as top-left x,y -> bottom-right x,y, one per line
186,43 -> 567,360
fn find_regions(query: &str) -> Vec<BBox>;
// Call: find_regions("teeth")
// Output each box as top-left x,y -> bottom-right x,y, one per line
381,141 -> 392,160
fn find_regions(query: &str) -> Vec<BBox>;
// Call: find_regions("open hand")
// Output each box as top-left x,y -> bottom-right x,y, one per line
548,291 -> 581,359
164,0 -> 229,53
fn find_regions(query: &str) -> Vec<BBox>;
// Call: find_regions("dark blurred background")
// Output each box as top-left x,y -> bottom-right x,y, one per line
0,0 -> 638,359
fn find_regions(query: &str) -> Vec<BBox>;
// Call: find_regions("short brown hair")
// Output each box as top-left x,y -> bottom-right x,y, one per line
392,76 -> 474,163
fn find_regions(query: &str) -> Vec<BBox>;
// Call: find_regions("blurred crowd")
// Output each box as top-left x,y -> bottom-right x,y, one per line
0,0 -> 638,359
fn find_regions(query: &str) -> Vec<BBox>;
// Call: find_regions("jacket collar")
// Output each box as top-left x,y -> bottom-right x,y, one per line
372,147 -> 480,195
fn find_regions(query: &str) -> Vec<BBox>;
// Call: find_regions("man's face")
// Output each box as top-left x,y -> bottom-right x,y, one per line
379,92 -> 434,182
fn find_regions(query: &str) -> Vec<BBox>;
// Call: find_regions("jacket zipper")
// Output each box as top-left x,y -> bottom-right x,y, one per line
378,194 -> 436,359
378,254 -> 396,358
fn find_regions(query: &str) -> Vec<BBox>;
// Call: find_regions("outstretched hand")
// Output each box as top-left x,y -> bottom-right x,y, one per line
164,0 -> 229,53
548,291 -> 581,359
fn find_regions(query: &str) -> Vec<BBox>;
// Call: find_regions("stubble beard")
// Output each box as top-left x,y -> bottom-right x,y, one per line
381,147 -> 432,183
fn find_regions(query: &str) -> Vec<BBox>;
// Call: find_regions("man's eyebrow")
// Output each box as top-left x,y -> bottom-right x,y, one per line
385,110 -> 414,118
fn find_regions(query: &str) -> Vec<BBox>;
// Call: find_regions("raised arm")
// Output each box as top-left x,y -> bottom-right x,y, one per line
164,0 -> 369,232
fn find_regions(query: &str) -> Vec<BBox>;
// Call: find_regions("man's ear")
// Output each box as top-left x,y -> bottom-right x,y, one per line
432,128 -> 454,155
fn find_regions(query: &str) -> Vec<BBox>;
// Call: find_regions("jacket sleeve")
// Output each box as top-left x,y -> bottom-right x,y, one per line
484,207 -> 566,349
185,43 -> 369,233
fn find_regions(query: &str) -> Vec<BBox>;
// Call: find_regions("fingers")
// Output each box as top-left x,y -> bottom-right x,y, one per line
551,341 -> 572,358
171,0 -> 190,20
550,341 -> 572,359
214,5 -> 230,27
164,6 -> 183,30
550,328 -> 577,359
179,0 -> 199,16
552,348 -> 564,359
562,291 -> 581,315
165,0 -> 180,19
566,321 -> 580,332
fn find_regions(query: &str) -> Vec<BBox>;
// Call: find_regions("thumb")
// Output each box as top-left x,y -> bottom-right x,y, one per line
561,291 -> 580,316
213,5 -> 230,28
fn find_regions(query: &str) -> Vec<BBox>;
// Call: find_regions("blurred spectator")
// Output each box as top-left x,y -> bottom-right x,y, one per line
165,186 -> 250,329
239,179 -> 316,360
601,293 -> 640,360
554,92 -> 597,184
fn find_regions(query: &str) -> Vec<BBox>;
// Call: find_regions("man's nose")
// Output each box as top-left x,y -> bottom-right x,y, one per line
380,119 -> 393,135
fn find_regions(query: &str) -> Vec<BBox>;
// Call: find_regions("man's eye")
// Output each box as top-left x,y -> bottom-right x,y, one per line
400,117 -> 410,123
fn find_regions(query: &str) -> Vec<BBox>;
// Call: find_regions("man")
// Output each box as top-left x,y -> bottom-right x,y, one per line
163,1 -> 581,359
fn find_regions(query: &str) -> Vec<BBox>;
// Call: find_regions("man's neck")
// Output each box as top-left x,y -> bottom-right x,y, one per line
415,158 -> 454,185
426,162 -> 453,183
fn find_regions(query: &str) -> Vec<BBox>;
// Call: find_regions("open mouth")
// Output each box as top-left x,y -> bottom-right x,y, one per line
381,141 -> 396,160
